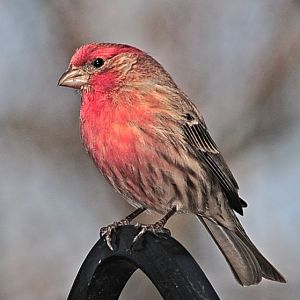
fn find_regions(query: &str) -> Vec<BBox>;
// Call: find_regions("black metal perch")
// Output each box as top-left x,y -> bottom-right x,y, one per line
67,225 -> 220,300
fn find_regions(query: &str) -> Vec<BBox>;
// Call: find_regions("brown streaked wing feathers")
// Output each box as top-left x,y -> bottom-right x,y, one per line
182,114 -> 247,214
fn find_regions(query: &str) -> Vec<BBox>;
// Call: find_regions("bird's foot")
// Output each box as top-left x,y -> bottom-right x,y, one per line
100,219 -> 130,251
133,222 -> 171,244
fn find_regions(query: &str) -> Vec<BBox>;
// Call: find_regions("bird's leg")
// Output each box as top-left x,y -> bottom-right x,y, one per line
133,207 -> 177,243
100,207 -> 146,250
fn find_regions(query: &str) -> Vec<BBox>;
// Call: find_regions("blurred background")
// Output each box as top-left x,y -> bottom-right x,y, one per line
1,1 -> 299,299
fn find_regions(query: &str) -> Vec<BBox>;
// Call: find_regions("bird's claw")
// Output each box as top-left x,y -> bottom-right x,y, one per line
100,219 -> 130,251
100,220 -> 171,250
133,222 -> 171,244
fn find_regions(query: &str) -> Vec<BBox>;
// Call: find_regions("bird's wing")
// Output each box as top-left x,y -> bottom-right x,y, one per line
182,112 -> 247,215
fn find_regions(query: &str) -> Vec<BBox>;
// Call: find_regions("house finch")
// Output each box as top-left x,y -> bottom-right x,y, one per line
58,43 -> 286,286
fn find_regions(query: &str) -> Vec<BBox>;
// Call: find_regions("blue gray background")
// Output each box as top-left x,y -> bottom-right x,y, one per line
1,1 -> 299,299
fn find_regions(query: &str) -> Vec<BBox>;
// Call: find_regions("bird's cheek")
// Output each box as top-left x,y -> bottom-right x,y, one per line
89,72 -> 119,92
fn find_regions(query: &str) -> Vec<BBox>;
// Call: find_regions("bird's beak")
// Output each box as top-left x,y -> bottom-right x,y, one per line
58,67 -> 89,89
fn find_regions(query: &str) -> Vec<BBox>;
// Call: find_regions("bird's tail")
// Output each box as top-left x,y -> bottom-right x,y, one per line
197,215 -> 286,285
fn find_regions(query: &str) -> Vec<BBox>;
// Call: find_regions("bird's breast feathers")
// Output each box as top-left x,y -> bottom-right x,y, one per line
79,91 -> 164,172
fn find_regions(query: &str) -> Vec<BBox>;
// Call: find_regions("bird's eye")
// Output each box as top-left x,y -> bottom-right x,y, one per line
92,58 -> 104,68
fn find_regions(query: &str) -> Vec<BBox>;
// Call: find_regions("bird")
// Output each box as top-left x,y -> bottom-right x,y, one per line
58,43 -> 286,286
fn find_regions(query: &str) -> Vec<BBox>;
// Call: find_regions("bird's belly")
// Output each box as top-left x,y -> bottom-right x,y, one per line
99,149 -> 179,213
81,119 -> 215,215
100,144 -> 213,215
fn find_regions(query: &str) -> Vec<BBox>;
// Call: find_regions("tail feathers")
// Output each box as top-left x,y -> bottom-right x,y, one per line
234,228 -> 286,283
198,216 -> 286,286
